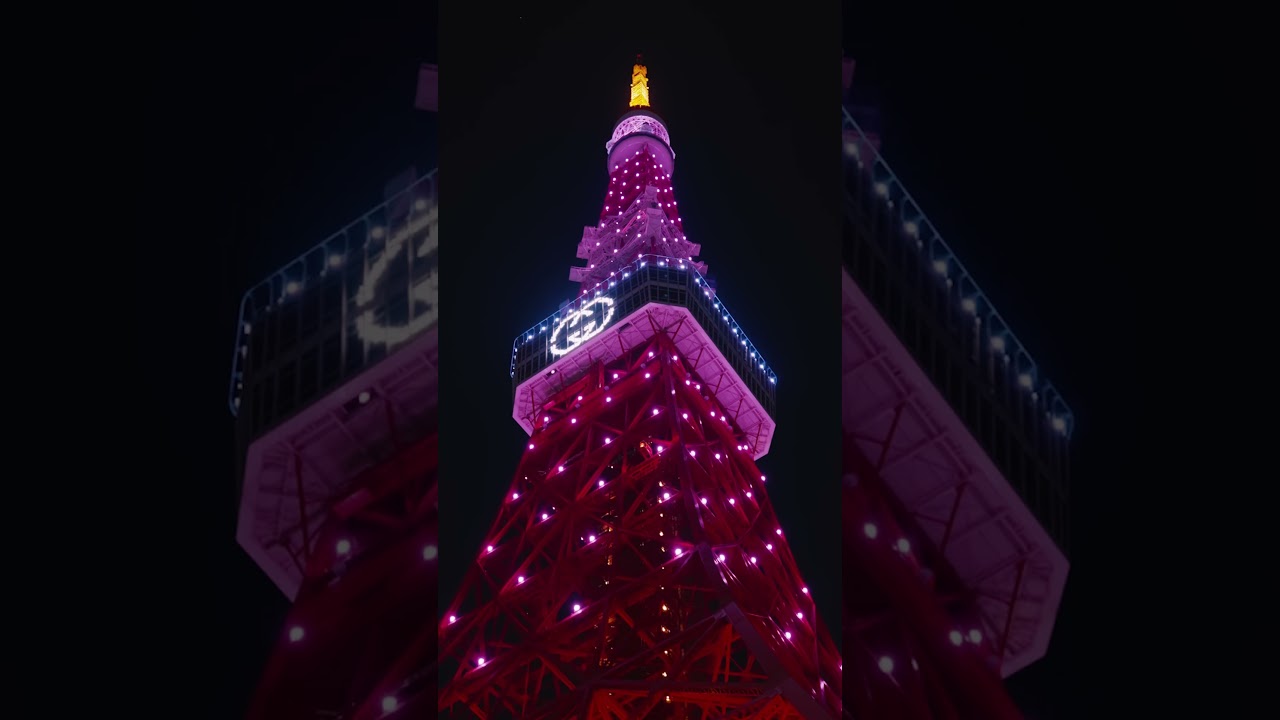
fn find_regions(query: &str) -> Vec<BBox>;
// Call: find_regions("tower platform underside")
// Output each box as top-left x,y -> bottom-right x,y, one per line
515,303 -> 775,461
841,270 -> 1066,678
238,325 -> 440,600
444,325 -> 839,719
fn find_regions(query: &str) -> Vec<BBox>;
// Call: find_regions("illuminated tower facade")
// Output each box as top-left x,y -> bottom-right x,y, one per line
839,59 -> 1071,717
231,64 -> 440,719
438,60 -> 842,719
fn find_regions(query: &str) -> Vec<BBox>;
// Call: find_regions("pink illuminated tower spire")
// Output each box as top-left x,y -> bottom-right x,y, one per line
444,62 -> 840,719
570,57 -> 706,294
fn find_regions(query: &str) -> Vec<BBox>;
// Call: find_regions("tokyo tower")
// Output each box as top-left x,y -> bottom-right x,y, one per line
438,59 -> 843,719
231,65 -> 440,719
839,58 -> 1071,717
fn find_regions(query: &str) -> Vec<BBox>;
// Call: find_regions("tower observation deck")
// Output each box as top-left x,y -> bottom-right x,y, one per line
441,61 -> 842,719
230,62 -> 440,720
840,58 -> 1071,717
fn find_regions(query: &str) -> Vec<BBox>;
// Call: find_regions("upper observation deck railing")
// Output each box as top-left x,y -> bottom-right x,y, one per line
842,108 -> 1074,438
228,171 -> 438,433
510,253 -> 777,418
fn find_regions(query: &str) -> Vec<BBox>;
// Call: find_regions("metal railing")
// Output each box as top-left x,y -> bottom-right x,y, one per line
228,171 -> 439,418
842,108 -> 1074,438
510,253 -> 777,416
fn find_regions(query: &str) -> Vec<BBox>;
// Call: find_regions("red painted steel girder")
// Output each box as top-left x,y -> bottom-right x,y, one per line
441,333 -> 840,719
246,432 -> 439,720
842,431 -> 1023,720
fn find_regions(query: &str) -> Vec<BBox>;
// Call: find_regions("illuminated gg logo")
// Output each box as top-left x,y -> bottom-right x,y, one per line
353,202 -> 438,348
549,297 -> 616,357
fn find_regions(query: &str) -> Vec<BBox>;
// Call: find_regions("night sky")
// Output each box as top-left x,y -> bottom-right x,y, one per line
139,1 -> 1154,717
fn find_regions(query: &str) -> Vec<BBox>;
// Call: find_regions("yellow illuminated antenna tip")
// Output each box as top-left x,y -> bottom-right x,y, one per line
629,57 -> 650,108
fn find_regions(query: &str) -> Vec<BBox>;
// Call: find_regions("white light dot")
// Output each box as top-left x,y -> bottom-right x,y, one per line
288,626 -> 304,642
573,603 -> 582,613
449,615 -> 457,624
863,523 -> 878,539
776,528 -> 782,535
336,539 -> 351,554
423,544 -> 438,560
896,538 -> 911,553
357,391 -> 371,404
949,630 -> 964,645
969,629 -> 983,644
750,556 -> 758,564
801,587 -> 808,594
728,498 -> 735,505
558,465 -> 565,473
674,547 -> 683,556
486,545 -> 494,553
766,543 -> 773,551
588,534 -> 596,543
718,553 -> 726,562
598,479 -> 605,487
796,611 -> 803,619
528,443 -> 535,450
878,656 -> 894,674
700,497 -> 708,505
511,492 -> 519,500
542,513 -> 549,521
382,696 -> 398,712
663,491 -> 671,500
517,575 -> 525,584
785,631 -> 792,639
476,657 -> 485,667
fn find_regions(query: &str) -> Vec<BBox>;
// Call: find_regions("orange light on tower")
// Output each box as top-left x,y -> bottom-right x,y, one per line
629,58 -> 650,108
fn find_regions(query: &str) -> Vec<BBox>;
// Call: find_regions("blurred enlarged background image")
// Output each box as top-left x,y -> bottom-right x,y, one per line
138,1 -> 1144,717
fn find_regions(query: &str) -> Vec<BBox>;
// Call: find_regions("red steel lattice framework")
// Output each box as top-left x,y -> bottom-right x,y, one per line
246,424 -> 440,720
439,330 -> 841,718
